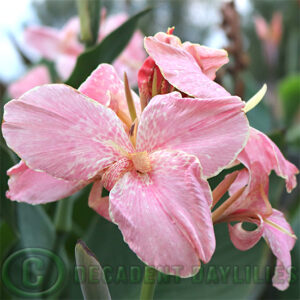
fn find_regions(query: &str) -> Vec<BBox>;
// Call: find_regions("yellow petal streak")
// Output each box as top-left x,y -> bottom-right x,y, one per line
263,218 -> 297,239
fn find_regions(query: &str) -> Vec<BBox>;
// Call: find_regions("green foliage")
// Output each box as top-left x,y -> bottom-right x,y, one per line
75,240 -> 111,299
65,8 -> 151,88
278,75 -> 300,126
0,222 -> 18,264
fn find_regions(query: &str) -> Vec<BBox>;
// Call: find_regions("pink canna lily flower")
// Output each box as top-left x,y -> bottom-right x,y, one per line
138,29 -> 230,108
25,17 -> 83,80
254,12 -> 283,66
2,64 -> 250,275
212,127 -> 298,290
8,65 -> 51,99
5,64 -> 139,205
25,11 -> 146,83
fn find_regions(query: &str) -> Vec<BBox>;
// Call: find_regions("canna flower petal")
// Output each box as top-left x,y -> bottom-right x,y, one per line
24,26 -> 62,60
2,84 -> 134,181
8,66 -> 51,99
182,42 -> 228,80
228,215 -> 264,251
109,150 -> 215,276
218,128 -> 298,290
222,128 -> 298,218
136,92 -> 249,178
144,36 -> 230,98
55,53 -> 78,81
88,180 -> 111,221
224,163 -> 272,217
229,209 -> 296,291
263,209 -> 296,291
239,128 -> 298,192
78,64 -> 141,117
254,16 -> 269,41
152,32 -> 229,80
6,161 -> 84,204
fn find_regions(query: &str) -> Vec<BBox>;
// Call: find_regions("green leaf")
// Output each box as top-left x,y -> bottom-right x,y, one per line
0,221 -> 18,263
75,240 -> 111,300
65,8 -> 151,88
278,75 -> 300,126
286,124 -> 300,151
17,204 -> 55,249
77,0 -> 101,47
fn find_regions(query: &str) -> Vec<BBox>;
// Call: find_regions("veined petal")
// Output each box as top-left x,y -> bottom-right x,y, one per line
6,161 -> 84,204
224,163 -> 272,217
263,209 -> 296,290
144,37 -> 229,98
136,92 -> 249,178
152,32 -> 228,80
182,42 -> 228,80
239,128 -> 299,192
109,150 -> 215,277
79,64 -> 141,117
24,26 -> 61,60
2,84 -> 133,181
8,66 -> 51,99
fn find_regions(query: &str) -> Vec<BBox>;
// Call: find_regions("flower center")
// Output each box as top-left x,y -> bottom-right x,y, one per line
101,151 -> 152,191
129,151 -> 152,173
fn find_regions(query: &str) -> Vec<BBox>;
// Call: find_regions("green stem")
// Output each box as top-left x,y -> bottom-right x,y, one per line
140,266 -> 158,300
42,196 -> 77,297
54,198 -> 75,232
76,0 -> 101,48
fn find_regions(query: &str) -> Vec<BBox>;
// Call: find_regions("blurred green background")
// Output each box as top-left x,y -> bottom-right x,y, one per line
0,0 -> 299,299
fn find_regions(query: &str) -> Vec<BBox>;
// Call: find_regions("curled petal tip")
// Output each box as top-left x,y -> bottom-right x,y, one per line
243,83 -> 267,113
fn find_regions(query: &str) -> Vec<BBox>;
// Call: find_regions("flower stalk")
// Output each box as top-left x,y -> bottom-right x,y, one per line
140,266 -> 158,300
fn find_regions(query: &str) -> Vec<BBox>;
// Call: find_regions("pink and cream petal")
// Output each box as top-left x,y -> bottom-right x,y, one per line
55,53 -> 77,80
228,215 -> 264,251
224,163 -> 272,217
136,92 -> 249,178
24,26 -> 62,60
8,65 -> 51,99
2,84 -> 133,181
109,150 -> 215,276
182,42 -> 228,80
144,37 -> 230,98
79,64 -> 141,117
239,128 -> 298,192
263,210 -> 296,290
6,161 -> 84,204
88,180 -> 111,221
